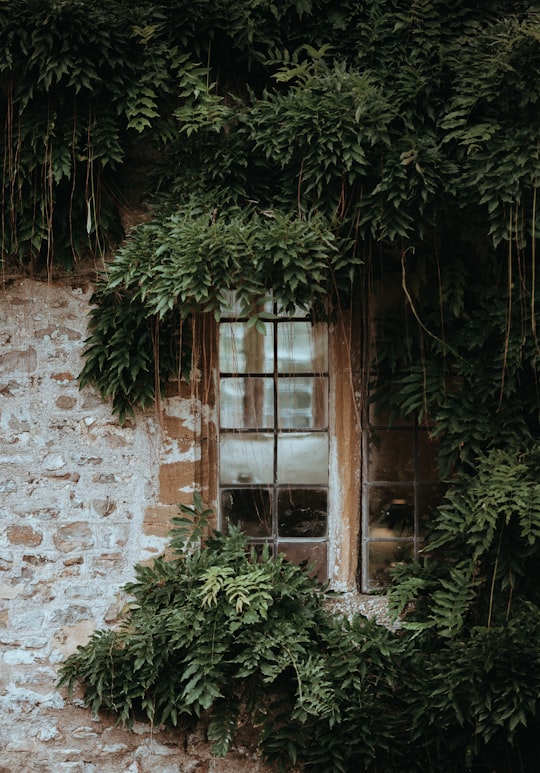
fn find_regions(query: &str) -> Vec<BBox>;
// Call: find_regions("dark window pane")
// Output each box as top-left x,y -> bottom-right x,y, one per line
278,488 -> 327,537
367,429 -> 414,481
367,541 -> 414,588
277,541 -> 327,582
417,431 -> 440,480
367,486 -> 414,537
220,377 -> 274,429
221,488 -> 272,537
417,483 -> 447,538
368,403 -> 415,428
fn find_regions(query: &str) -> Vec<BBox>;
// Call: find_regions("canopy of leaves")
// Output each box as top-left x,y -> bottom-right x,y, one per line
1,1 -> 539,264
35,0 -> 526,426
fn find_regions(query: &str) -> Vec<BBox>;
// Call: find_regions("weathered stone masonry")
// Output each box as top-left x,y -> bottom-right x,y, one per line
0,278 -> 269,772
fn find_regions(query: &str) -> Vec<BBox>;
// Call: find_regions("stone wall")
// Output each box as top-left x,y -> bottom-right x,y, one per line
0,278 -> 271,772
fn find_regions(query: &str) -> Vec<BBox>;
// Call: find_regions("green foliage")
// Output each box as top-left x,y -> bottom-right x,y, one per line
0,0 -> 188,266
58,497 -> 540,771
2,0 -> 540,268
372,254 -> 539,477
102,201 -> 353,317
388,448 -> 540,638
78,200 -> 357,416
57,497 -> 334,741
79,282 -> 192,423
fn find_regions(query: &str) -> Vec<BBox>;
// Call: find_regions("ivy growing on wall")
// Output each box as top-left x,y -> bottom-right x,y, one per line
80,201 -> 355,420
0,0 -> 193,268
2,0 -> 539,769
69,1 -> 538,424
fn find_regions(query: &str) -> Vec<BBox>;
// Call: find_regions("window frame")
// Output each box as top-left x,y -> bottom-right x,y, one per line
201,303 -> 363,592
217,303 -> 331,580
360,409 -> 443,592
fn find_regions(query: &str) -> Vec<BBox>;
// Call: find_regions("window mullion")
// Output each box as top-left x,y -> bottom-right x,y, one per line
273,317 -> 278,549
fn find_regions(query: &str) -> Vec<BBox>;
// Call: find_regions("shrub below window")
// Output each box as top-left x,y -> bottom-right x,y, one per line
58,492 -> 540,772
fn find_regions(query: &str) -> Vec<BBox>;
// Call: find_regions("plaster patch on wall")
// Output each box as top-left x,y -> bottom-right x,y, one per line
0,279 -> 177,769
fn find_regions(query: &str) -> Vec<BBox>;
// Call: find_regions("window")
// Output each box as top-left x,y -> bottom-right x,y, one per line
218,301 -> 329,579
360,406 -> 445,591
211,290 -> 442,593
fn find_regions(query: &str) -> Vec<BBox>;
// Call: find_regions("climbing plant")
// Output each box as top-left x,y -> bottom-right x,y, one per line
68,1 -> 539,421
79,201 -> 356,419
2,0 -> 537,769
58,494 -> 540,772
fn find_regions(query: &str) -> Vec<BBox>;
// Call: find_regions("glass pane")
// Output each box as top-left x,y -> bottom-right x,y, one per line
367,486 -> 414,537
219,322 -> 274,373
277,377 -> 328,429
219,433 -> 274,484
221,488 -> 272,537
220,377 -> 274,429
277,433 -> 328,484
278,488 -> 327,537
277,541 -> 327,582
367,541 -> 414,588
418,431 -> 439,480
417,483 -> 446,538
277,321 -> 328,373
367,428 -> 414,481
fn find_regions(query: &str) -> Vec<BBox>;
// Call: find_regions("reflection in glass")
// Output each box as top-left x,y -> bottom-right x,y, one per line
219,433 -> 274,484
219,322 -> 274,373
367,429 -> 414,481
221,488 -> 272,537
219,311 -> 329,580
277,433 -> 328,484
278,488 -> 327,537
417,431 -> 439,480
417,484 -> 447,538
277,541 -> 328,582
368,486 -> 414,537
220,377 -> 274,429
277,322 -> 328,373
368,541 -> 414,587
277,377 -> 328,429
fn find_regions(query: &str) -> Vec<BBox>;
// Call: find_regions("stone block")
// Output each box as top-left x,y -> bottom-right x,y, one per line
0,347 -> 37,375
50,372 -> 75,383
0,584 -> 20,600
92,498 -> 116,517
6,525 -> 43,547
53,523 -> 93,552
56,396 -> 77,410
143,505 -> 179,538
42,453 -> 66,471
34,325 -> 81,341
53,620 -> 96,656
162,416 -> 197,454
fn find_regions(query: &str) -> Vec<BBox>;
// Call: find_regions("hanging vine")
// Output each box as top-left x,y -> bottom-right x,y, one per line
1,2 -> 539,769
